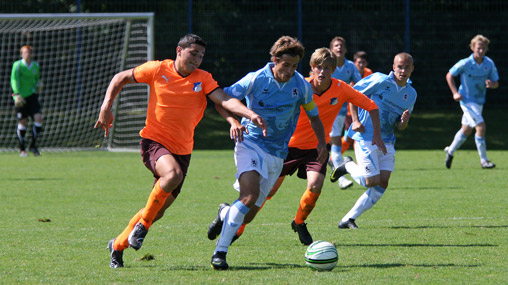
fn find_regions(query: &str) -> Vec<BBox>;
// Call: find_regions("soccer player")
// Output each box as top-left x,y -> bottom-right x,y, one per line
207,36 -> 328,270
328,37 -> 362,189
336,52 -> 417,229
10,45 -> 43,157
96,34 -> 266,269
444,35 -> 499,169
214,48 -> 385,246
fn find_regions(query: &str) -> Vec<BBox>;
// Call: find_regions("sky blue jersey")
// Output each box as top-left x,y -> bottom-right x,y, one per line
449,54 -> 499,105
331,59 -> 362,115
349,72 -> 417,144
224,62 -> 315,159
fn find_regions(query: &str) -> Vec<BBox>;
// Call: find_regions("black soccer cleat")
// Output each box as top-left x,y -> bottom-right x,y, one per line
128,222 -> 148,251
291,220 -> 313,245
330,156 -> 353,182
444,147 -> 453,169
211,251 -> 229,270
107,239 -> 124,268
338,218 -> 358,229
208,203 -> 229,240
30,147 -> 41,156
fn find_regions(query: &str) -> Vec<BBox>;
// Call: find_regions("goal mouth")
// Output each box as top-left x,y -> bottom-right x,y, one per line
0,13 -> 154,152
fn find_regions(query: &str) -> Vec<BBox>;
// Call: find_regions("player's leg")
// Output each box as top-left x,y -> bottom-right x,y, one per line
329,112 -> 353,188
15,104 -> 28,157
28,95 -> 43,156
445,103 -> 478,168
474,122 -> 494,168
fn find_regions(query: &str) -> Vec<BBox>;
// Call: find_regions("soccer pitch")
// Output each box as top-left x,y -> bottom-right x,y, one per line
1,150 -> 506,283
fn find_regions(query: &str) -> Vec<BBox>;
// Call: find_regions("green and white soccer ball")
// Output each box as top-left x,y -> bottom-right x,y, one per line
305,240 -> 338,271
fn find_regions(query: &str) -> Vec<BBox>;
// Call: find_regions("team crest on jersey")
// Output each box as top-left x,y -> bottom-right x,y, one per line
330,98 -> 338,105
403,93 -> 408,101
364,165 -> 371,174
193,82 -> 202,92
251,159 -> 258,167
292,88 -> 298,98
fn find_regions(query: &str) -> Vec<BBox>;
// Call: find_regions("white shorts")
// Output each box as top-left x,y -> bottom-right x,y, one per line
354,140 -> 396,178
460,102 -> 484,127
233,140 -> 283,207
330,113 -> 346,138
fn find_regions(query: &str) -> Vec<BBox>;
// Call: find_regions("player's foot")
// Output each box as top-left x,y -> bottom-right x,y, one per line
481,160 -> 495,169
19,151 -> 27,157
330,156 -> 353,182
338,176 -> 353,189
30,147 -> 40,156
128,222 -> 148,251
338,218 -> 358,229
208,203 -> 229,240
211,251 -> 229,270
444,146 -> 453,169
107,239 -> 124,268
291,220 -> 313,245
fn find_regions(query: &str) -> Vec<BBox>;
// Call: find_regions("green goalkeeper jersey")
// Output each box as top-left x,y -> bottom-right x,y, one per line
11,59 -> 40,98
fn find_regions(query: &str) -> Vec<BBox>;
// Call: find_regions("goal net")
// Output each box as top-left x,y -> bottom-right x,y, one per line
0,13 -> 154,152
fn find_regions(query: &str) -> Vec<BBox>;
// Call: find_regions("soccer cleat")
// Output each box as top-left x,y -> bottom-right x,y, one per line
444,146 -> 453,169
30,147 -> 40,156
19,151 -> 28,157
330,156 -> 353,183
107,239 -> 124,268
211,251 -> 229,270
481,160 -> 495,169
128,222 -> 148,251
207,203 -> 229,240
291,220 -> 313,245
338,176 -> 353,189
338,218 -> 358,229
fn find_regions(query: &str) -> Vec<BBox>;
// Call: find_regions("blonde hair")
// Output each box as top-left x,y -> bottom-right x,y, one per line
310,48 -> 337,70
470,34 -> 490,50
269,36 -> 305,59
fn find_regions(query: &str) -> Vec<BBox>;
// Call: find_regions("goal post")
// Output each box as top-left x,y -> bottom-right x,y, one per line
0,13 -> 154,152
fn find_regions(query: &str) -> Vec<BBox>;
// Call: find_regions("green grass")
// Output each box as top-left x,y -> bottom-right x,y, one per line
1,150 -> 507,283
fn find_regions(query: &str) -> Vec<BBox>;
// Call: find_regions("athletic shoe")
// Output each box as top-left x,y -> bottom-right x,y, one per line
107,239 -> 124,268
30,147 -> 40,156
207,203 -> 229,240
338,176 -> 353,189
444,146 -> 453,169
128,222 -> 148,251
291,220 -> 313,245
338,218 -> 358,229
211,251 -> 229,270
19,151 -> 27,157
481,160 -> 495,169
330,156 -> 353,183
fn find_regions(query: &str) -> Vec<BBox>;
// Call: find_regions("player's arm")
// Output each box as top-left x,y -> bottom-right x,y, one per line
209,88 -> 267,137
213,98 -> 247,143
303,101 -> 327,164
10,62 -> 25,107
95,69 -> 136,137
446,72 -> 462,102
396,110 -> 411,131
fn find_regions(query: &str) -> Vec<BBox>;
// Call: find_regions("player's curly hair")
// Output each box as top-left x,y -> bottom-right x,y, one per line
310,48 -> 337,70
269,36 -> 304,60
178,34 -> 207,49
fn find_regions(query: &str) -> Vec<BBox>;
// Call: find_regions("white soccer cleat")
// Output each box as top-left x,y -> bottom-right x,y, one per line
338,176 -> 353,189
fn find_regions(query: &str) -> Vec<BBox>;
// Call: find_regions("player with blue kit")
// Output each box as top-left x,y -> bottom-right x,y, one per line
444,34 -> 499,169
334,52 -> 417,229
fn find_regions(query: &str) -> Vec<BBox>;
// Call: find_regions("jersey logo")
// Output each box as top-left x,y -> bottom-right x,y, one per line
258,100 -> 265,107
162,75 -> 169,83
403,93 -> 408,101
251,159 -> 258,167
292,88 -> 298,98
365,165 -> 371,174
193,82 -> 202,92
330,98 -> 338,105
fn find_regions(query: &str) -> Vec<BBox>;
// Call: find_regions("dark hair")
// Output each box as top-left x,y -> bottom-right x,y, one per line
177,34 -> 207,49
353,51 -> 368,61
269,36 -> 305,59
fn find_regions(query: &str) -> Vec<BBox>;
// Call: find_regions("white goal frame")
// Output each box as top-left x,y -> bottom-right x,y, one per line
0,13 -> 154,152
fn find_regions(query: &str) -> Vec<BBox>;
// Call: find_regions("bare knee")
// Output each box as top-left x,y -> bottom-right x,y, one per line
158,170 -> 183,192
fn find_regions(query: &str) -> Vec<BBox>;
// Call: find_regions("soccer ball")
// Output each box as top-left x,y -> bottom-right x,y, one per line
304,240 -> 338,271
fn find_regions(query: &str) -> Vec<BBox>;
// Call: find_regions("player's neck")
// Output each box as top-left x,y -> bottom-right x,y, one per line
474,55 -> 484,64
311,77 -> 331,94
336,58 -> 345,68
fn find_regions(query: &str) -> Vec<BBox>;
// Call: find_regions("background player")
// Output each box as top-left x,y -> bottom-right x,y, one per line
444,34 -> 499,169
336,53 -> 417,229
10,45 -> 43,157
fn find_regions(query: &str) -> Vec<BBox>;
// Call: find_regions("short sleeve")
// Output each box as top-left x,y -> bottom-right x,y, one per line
133,61 -> 161,84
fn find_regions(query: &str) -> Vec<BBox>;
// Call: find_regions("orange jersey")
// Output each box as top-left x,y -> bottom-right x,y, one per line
134,59 -> 219,155
288,77 -> 378,150
363,67 -> 373,78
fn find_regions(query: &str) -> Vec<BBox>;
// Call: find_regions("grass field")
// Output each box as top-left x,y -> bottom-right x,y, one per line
1,150 -> 507,283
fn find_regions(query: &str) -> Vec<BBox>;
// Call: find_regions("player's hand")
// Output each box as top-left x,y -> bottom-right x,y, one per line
485,79 -> 494,89
400,110 -> 411,124
351,120 -> 365,133
372,134 -> 387,155
316,142 -> 328,165
230,120 -> 247,143
250,113 -> 267,137
13,94 -> 25,107
94,108 -> 114,137
453,92 -> 462,102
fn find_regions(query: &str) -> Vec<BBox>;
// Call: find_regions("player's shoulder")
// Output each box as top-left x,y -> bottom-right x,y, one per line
366,72 -> 388,82
483,55 -> 496,66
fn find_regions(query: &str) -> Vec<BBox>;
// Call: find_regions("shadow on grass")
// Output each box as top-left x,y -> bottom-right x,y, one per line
390,225 -> 508,229
156,262 -> 306,271
339,243 -> 496,247
339,263 -> 480,269
3,177 -> 63,181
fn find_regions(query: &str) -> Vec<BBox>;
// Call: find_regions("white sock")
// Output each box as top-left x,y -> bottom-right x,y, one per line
475,135 -> 488,162
448,130 -> 467,155
330,144 -> 343,168
342,186 -> 385,221
345,161 -> 366,187
215,200 -> 249,253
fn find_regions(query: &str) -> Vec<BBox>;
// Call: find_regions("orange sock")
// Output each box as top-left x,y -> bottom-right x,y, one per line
294,189 -> 320,224
139,180 -> 171,229
235,198 -> 269,237
114,208 -> 143,251
341,137 -> 351,154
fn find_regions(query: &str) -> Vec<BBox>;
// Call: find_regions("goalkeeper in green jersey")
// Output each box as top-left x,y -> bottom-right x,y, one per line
10,45 -> 43,157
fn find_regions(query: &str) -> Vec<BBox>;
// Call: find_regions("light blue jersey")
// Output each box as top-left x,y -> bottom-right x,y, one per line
449,54 -> 499,105
224,62 -> 316,159
331,59 -> 362,115
349,72 -> 417,144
